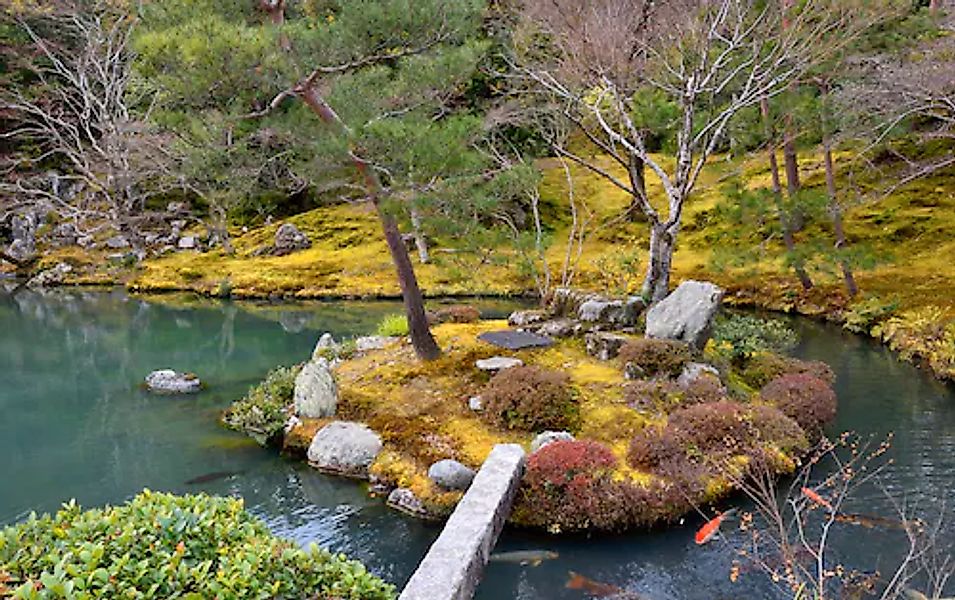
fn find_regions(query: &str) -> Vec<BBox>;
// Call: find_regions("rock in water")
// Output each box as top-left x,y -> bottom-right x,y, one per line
475,356 -> 524,372
273,223 -> 311,255
645,281 -> 723,350
307,421 -> 382,478
387,488 -> 432,519
145,369 -> 201,394
428,459 -> 476,491
530,430 -> 575,453
294,359 -> 338,418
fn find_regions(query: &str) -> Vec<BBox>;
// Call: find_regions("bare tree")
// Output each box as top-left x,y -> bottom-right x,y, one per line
511,0 -> 871,301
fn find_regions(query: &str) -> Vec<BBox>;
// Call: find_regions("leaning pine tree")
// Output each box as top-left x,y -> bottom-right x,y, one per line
136,0 -> 490,360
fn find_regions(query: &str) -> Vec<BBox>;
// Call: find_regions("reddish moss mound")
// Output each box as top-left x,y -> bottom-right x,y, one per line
760,373 -> 837,437
482,366 -> 578,431
618,338 -> 692,379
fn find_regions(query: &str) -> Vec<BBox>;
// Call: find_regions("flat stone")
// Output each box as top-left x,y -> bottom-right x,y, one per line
585,332 -> 629,360
645,280 -> 723,350
428,459 -> 476,491
307,421 -> 382,478
294,359 -> 338,418
530,431 -> 575,453
475,356 -> 523,372
387,487 -> 433,519
468,396 -> 484,411
144,369 -> 201,394
478,330 -> 554,350
399,444 -> 526,600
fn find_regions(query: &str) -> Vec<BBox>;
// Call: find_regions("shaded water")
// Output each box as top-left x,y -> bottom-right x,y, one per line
1,289 -> 953,598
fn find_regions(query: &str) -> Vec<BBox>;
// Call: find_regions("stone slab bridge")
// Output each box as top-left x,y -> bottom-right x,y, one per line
399,444 -> 526,600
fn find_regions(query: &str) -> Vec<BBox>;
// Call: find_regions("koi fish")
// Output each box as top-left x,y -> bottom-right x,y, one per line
566,571 -> 648,599
185,470 -> 241,485
695,509 -> 737,545
801,486 -> 834,511
833,511 -> 917,531
489,550 -> 558,566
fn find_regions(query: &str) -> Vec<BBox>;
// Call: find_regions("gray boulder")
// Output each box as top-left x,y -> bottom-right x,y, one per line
273,223 -> 311,255
177,235 -> 198,250
468,395 -> 484,411
355,335 -> 397,352
26,262 -> 72,289
508,310 -> 548,328
7,213 -> 38,262
145,369 -> 201,394
585,332 -> 629,360
475,356 -> 523,372
428,459 -> 476,491
294,359 -> 338,418
531,430 -> 575,453
50,223 -> 78,247
106,235 -> 130,250
645,281 -> 723,350
387,487 -> 432,519
536,318 -> 579,338
677,362 -> 721,388
307,421 -> 382,478
311,332 -> 337,360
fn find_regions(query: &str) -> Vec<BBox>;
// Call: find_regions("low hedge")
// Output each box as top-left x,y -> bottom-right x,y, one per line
223,364 -> 301,445
0,490 -> 394,599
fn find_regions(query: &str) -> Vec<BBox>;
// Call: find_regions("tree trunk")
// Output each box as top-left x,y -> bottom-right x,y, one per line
260,0 -> 291,51
823,135 -> 858,298
761,98 -> 813,291
409,207 -> 430,264
299,84 -> 441,360
642,221 -> 676,302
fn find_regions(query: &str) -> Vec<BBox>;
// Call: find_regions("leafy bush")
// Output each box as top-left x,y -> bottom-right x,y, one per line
739,353 -> 835,389
515,440 -> 629,532
760,374 -> 837,436
482,366 -> 577,431
375,314 -> 409,337
427,305 -> 481,324
843,296 -> 898,334
0,490 -> 394,599
712,314 -> 798,363
223,364 -> 301,445
624,378 -> 683,413
618,338 -> 691,379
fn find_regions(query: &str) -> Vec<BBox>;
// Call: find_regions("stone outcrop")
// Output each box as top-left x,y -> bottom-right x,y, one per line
307,421 -> 382,478
273,223 -> 311,255
26,263 -> 72,288
645,280 -> 723,350
355,335 -> 398,352
585,332 -> 629,360
6,213 -> 38,263
144,369 -> 201,394
428,459 -> 476,491
293,359 -> 338,418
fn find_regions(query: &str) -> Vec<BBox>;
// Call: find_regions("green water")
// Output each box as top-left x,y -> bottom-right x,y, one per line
2,288 -> 953,598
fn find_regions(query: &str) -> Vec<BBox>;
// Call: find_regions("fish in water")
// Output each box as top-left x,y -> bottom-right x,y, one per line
566,571 -> 648,599
801,486 -> 834,511
185,470 -> 241,485
695,508 -> 737,545
489,550 -> 558,567
833,511 -> 919,531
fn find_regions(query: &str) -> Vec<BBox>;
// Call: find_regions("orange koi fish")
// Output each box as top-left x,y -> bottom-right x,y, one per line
566,572 -> 648,599
695,509 -> 737,545
801,487 -> 834,511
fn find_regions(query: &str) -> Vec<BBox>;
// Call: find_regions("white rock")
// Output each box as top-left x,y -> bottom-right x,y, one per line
145,369 -> 201,394
428,459 -> 476,491
294,359 -> 338,418
178,235 -> 197,250
355,335 -> 397,352
311,333 -> 337,361
475,356 -> 524,372
468,396 -> 484,411
645,280 -> 723,350
530,430 -> 575,453
307,421 -> 382,478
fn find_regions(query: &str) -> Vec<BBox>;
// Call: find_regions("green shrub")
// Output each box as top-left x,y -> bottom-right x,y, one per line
739,353 -> 835,389
482,366 -> 578,431
843,296 -> 899,334
618,338 -> 691,379
712,314 -> 798,364
375,314 -> 409,337
0,490 -> 394,600
223,364 -> 301,445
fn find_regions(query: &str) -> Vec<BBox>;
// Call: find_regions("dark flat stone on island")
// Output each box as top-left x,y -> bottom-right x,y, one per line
477,329 -> 554,350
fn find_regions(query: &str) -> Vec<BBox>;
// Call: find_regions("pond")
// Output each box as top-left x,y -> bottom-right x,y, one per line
1,288 -> 953,598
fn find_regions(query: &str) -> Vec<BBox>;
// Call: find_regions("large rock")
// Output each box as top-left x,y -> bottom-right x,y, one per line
311,332 -> 337,360
428,459 -> 476,491
273,223 -> 311,255
578,297 -> 645,329
26,262 -> 72,289
585,332 -> 629,360
475,356 -> 523,372
7,213 -> 38,262
144,369 -> 201,394
530,430 -> 575,453
645,281 -> 723,350
387,487 -> 433,519
307,421 -> 382,478
294,359 -> 338,418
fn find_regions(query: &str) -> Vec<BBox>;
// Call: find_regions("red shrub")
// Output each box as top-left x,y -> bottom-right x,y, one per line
741,354 -> 836,389
624,378 -> 682,413
482,366 -> 577,431
760,374 -> 837,436
619,338 -> 691,379
682,375 -> 727,406
748,404 -> 809,455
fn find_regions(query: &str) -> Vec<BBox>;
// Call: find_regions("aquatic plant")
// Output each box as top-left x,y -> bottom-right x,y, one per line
222,364 -> 301,445
760,374 -> 837,437
0,490 -> 394,599
481,366 -> 578,431
618,338 -> 692,379
375,314 -> 409,337
712,314 -> 798,364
